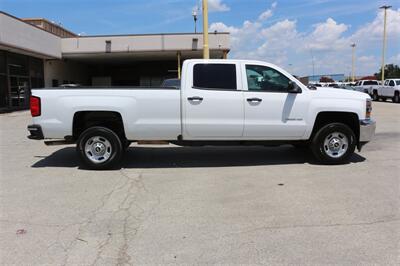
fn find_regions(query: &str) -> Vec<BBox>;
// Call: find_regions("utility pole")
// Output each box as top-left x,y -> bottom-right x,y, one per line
310,48 -> 315,78
202,0 -> 210,59
351,43 -> 356,82
380,5 -> 391,83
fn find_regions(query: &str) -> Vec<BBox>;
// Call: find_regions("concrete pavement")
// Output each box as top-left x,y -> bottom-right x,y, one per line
0,102 -> 399,265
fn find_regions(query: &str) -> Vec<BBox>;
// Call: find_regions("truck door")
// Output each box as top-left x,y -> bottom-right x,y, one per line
182,62 -> 244,139
241,63 -> 308,139
382,80 -> 391,97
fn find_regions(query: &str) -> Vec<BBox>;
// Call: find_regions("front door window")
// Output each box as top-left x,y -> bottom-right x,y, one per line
246,65 -> 290,92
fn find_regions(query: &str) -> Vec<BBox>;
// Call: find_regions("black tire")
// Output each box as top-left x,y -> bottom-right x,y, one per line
292,142 -> 309,150
372,90 -> 379,101
77,126 -> 123,170
311,123 -> 356,164
393,92 -> 400,103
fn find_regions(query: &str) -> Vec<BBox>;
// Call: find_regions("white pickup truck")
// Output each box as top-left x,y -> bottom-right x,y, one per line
28,59 -> 376,169
353,80 -> 380,95
373,78 -> 400,103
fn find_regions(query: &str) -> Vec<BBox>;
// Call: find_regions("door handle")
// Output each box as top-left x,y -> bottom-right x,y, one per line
188,96 -> 203,101
247,97 -> 262,103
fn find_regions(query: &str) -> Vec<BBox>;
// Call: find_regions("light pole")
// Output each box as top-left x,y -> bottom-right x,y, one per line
380,5 -> 391,83
192,8 -> 198,33
202,0 -> 210,59
351,43 -> 356,82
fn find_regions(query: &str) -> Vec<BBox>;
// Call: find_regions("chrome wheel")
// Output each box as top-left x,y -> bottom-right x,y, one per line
84,136 -> 112,164
323,132 -> 349,158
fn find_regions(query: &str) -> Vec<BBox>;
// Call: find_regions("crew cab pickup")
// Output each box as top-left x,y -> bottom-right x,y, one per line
28,59 -> 376,169
373,79 -> 400,103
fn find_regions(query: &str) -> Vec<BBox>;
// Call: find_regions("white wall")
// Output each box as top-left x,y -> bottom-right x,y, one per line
0,12 -> 61,58
44,60 -> 89,87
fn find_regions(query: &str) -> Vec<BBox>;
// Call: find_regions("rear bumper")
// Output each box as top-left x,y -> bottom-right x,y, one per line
27,124 -> 44,140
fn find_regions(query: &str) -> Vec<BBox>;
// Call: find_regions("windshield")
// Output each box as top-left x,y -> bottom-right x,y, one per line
396,80 -> 400,86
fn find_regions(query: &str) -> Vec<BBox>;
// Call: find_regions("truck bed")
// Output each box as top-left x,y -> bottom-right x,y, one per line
31,87 -> 182,140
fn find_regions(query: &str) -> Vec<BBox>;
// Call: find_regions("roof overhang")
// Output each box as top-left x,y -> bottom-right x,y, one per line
61,33 -> 230,63
0,12 -> 61,59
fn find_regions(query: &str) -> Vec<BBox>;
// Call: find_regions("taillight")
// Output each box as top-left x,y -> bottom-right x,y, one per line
366,99 -> 372,119
30,96 -> 41,117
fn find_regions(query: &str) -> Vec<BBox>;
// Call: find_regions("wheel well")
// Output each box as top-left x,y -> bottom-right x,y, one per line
395,91 -> 399,95
73,111 -> 126,140
311,112 -> 359,141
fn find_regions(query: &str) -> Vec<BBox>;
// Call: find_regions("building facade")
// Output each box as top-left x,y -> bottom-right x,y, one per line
0,11 -> 230,112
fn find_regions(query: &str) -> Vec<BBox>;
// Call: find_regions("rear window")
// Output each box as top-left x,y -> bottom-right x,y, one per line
193,64 -> 237,90
363,80 -> 378,86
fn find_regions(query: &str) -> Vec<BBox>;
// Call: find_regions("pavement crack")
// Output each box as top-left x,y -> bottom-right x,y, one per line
219,217 -> 400,239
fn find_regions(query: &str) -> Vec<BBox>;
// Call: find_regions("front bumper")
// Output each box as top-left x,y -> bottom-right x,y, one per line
27,124 -> 44,140
359,119 -> 376,142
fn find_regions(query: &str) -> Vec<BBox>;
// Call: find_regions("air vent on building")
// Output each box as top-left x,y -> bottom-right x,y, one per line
192,38 -> 198,51
105,40 -> 111,53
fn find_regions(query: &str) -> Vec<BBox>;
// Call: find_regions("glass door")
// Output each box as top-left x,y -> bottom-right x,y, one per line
10,76 -> 29,107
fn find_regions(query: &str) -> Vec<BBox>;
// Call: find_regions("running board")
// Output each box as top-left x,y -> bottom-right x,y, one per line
137,140 -> 169,145
44,140 -> 75,146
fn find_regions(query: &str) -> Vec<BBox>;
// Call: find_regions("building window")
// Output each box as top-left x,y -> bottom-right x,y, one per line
193,64 -> 237,90
0,50 -> 5,74
8,53 -> 28,76
0,75 -> 7,108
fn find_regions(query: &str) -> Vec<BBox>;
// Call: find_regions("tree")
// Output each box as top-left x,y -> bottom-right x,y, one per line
320,76 -> 334,83
375,64 -> 400,80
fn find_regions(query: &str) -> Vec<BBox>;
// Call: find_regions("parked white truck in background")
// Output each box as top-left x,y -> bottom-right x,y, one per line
28,59 -> 376,169
353,80 -> 380,95
372,78 -> 400,103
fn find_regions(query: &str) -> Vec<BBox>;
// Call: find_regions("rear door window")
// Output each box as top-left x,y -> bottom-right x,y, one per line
193,64 -> 237,90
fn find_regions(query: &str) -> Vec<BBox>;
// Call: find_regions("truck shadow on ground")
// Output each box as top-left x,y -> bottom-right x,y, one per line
31,145 -> 366,169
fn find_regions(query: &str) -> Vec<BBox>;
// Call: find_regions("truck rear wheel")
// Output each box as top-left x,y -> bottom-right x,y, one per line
77,126 -> 123,170
311,123 -> 356,164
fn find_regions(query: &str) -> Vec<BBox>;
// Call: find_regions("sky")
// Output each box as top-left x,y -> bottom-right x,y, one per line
1,0 -> 399,76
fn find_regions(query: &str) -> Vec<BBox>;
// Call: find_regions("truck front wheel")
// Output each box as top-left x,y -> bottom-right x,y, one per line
393,92 -> 399,103
77,126 -> 123,170
311,123 -> 356,164
372,90 -> 379,101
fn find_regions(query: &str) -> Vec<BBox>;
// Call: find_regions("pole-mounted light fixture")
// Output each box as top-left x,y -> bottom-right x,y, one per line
192,8 -> 198,33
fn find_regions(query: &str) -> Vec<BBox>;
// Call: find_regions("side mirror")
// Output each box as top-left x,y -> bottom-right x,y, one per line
288,81 -> 302,93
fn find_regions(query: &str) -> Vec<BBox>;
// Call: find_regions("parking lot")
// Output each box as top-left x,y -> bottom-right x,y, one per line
0,102 -> 399,265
